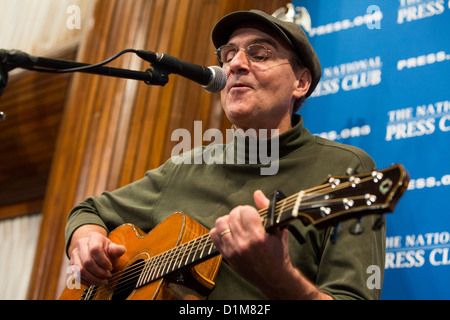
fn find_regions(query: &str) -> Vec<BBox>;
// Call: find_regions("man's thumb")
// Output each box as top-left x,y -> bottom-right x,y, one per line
107,242 -> 126,260
254,190 -> 270,210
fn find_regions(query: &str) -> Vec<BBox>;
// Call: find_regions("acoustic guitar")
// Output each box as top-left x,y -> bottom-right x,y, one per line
59,164 -> 409,300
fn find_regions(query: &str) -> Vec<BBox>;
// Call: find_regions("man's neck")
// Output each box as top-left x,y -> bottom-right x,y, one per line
233,114 -> 293,138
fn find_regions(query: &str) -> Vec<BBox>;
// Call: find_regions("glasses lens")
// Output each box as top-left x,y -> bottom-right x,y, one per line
217,45 -> 237,63
247,44 -> 268,62
216,44 -> 269,63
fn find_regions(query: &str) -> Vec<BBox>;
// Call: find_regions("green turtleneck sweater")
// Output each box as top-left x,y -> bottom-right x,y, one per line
65,115 -> 385,300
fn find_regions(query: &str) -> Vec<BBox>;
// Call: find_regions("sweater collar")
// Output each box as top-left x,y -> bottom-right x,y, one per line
227,114 -> 312,164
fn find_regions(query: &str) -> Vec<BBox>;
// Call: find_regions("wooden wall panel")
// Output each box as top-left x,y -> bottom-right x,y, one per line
27,0 -> 287,299
0,46 -> 77,219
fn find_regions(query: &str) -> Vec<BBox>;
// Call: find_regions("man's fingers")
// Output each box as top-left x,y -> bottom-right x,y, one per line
72,245 -> 110,285
76,235 -> 111,280
69,232 -> 127,286
88,233 -> 114,271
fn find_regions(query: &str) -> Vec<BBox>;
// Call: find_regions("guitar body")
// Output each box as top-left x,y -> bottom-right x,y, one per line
59,212 -> 222,300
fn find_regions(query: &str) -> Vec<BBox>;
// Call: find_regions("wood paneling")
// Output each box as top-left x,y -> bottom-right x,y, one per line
0,45 -> 77,219
26,0 -> 288,299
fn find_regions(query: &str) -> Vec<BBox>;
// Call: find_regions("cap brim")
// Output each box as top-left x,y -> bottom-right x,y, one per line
212,11 -> 293,50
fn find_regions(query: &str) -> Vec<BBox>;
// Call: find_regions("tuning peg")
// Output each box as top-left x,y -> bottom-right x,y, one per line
372,215 -> 385,230
330,223 -> 341,244
349,218 -> 365,235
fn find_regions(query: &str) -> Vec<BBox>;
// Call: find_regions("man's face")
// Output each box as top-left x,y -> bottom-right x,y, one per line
220,24 -> 305,132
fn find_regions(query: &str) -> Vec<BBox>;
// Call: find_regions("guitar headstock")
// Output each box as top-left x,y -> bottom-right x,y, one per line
293,164 -> 410,228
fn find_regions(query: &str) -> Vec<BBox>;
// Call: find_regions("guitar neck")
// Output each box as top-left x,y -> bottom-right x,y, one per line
136,164 -> 409,288
135,193 -> 298,287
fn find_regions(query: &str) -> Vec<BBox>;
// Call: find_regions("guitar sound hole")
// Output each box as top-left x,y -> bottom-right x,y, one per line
111,259 -> 144,300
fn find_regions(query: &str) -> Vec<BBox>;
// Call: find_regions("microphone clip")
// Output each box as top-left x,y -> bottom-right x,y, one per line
145,65 -> 170,87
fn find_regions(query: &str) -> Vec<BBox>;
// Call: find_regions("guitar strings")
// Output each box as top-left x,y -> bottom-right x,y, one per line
86,175 -> 377,298
89,233 -> 214,299
258,175 -> 375,222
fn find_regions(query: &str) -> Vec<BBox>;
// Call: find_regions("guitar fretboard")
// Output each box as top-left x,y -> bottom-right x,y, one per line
136,233 -> 218,287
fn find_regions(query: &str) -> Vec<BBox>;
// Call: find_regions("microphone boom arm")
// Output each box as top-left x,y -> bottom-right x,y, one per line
30,55 -> 169,85
0,49 -> 172,96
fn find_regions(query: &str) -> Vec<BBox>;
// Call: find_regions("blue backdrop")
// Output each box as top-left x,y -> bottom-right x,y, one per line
291,0 -> 450,299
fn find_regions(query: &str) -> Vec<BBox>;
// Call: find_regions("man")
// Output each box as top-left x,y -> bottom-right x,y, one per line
65,10 -> 385,300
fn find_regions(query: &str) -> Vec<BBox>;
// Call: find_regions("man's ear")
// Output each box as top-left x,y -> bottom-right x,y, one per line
293,68 -> 312,99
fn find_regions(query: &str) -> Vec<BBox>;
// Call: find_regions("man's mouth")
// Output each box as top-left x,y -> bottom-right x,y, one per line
229,83 -> 252,91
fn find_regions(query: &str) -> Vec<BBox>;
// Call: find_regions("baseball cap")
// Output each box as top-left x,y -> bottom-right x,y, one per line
212,9 -> 321,98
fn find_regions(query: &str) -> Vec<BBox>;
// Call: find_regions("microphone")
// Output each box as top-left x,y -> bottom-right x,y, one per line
136,50 -> 227,93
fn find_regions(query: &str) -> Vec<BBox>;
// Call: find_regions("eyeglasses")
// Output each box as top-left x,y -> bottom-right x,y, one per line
215,43 -> 272,64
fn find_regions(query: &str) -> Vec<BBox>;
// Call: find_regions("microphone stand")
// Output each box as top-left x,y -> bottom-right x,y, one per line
0,49 -> 171,121
0,53 -> 8,121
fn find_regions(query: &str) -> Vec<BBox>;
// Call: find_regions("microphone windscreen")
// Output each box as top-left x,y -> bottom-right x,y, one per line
203,66 -> 227,93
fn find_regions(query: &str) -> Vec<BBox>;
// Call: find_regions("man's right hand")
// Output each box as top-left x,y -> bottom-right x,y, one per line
68,225 -> 126,285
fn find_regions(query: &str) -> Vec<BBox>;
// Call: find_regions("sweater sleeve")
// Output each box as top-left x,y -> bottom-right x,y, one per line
64,161 -> 173,256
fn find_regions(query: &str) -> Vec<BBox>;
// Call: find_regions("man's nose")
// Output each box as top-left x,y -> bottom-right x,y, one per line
228,49 -> 250,72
